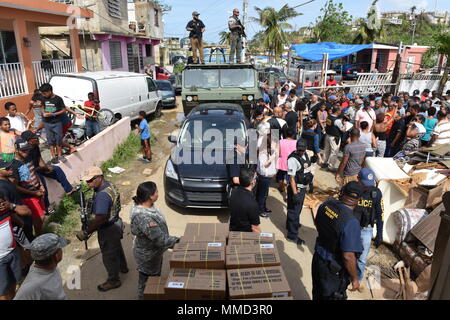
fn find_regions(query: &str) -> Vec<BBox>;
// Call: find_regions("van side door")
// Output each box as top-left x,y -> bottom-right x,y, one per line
146,77 -> 158,113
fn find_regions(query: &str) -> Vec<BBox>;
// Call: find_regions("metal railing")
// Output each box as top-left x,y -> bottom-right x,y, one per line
0,62 -> 27,99
33,59 -> 76,88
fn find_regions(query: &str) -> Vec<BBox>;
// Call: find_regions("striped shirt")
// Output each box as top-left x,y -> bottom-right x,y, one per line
343,141 -> 366,177
432,120 -> 450,146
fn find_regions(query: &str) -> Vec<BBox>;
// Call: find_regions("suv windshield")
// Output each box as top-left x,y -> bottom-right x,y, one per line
157,81 -> 173,91
184,68 -> 255,88
179,118 -> 246,149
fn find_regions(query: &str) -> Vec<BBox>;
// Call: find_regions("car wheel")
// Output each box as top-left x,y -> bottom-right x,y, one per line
154,102 -> 162,118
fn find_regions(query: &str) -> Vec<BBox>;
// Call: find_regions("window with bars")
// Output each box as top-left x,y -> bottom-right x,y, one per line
154,9 -> 159,27
107,0 -> 122,19
109,41 -> 123,69
0,31 -> 19,64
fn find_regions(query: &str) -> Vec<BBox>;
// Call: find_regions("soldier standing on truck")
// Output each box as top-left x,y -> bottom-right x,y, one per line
228,8 -> 246,64
186,11 -> 205,64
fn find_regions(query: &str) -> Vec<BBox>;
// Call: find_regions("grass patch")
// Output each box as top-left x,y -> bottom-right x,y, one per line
43,130 -> 154,237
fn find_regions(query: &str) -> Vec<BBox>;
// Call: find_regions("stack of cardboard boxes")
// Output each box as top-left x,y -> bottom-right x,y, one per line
143,223 -> 292,300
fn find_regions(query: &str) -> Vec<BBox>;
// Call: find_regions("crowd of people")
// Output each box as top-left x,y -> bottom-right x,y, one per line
226,82 -> 450,299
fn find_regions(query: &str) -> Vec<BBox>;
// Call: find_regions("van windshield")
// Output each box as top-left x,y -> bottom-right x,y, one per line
179,118 -> 246,150
184,68 -> 255,89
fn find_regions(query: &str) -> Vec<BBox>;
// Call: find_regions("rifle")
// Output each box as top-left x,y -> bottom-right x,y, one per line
231,17 -> 247,38
75,185 -> 91,250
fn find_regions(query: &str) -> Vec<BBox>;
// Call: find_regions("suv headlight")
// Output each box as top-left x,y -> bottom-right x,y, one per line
187,96 -> 193,102
165,160 -> 178,180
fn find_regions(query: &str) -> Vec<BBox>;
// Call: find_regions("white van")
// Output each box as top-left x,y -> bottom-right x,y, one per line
49,71 -> 162,121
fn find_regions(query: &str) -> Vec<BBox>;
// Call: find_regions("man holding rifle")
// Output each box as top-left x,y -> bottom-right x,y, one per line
186,11 -> 205,64
228,8 -> 246,64
76,167 -> 128,292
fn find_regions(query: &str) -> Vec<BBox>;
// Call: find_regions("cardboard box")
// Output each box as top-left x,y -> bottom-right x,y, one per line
143,277 -> 167,300
173,242 -> 226,252
227,266 -> 291,299
165,268 -> 226,300
226,244 -> 281,269
181,223 -> 229,242
228,231 -> 275,242
170,242 -> 226,269
227,238 -> 275,246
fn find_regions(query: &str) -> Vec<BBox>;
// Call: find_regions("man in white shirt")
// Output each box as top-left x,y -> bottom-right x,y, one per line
5,102 -> 28,132
15,233 -> 68,300
430,110 -> 450,146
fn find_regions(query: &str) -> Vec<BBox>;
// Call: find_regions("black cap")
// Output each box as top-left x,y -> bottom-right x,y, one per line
15,138 -> 33,151
342,181 -> 363,199
21,130 -> 39,141
296,138 -> 307,151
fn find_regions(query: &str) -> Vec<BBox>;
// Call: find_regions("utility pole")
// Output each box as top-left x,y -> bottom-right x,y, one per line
242,0 -> 248,63
411,7 -> 417,45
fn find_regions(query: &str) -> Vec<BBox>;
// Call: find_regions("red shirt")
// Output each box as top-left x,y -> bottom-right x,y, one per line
326,79 -> 337,86
83,101 -> 100,119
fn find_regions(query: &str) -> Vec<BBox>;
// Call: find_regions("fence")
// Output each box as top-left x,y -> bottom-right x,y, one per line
33,59 -> 76,88
0,62 -> 27,99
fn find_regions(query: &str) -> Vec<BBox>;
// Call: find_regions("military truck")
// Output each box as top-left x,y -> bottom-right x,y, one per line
181,63 -> 263,118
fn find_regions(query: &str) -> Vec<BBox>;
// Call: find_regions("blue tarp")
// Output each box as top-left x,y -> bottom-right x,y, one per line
290,42 -> 373,61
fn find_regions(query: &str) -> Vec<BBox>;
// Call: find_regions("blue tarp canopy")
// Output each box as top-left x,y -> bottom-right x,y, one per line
290,42 -> 373,61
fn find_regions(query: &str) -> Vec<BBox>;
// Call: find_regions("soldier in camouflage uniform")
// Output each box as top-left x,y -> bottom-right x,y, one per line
130,182 -> 179,300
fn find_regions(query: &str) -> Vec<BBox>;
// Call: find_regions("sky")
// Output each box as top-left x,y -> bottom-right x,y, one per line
160,0 -> 450,43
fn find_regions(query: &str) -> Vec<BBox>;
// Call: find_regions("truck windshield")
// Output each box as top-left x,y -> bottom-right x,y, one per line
220,69 -> 255,88
184,69 -> 219,88
179,118 -> 246,150
184,68 -> 255,89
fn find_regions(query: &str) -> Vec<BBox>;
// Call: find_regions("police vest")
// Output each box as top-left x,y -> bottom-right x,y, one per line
91,183 -> 121,227
229,16 -> 242,33
354,187 -> 378,228
288,152 -> 313,186
301,130 -> 315,152
325,114 -> 341,137
315,199 -> 355,256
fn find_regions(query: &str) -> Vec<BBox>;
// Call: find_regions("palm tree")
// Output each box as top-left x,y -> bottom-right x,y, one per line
432,32 -> 450,96
219,31 -> 231,46
353,0 -> 383,44
252,5 -> 301,62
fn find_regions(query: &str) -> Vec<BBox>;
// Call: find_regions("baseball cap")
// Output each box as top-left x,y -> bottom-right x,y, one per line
296,138 -> 307,151
329,95 -> 337,100
375,97 -> 382,101
192,11 -> 200,16
24,233 -> 68,261
15,138 -> 33,151
82,166 -> 103,182
358,168 -> 376,187
342,181 -> 363,199
355,99 -> 364,105
21,130 -> 39,141
346,93 -> 353,100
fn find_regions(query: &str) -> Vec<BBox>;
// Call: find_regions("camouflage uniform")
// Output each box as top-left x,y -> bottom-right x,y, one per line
130,205 -> 178,300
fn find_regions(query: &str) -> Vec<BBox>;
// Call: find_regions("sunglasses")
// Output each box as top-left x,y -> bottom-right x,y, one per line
86,175 -> 99,183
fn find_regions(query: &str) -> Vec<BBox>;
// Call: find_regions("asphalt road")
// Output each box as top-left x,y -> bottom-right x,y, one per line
58,97 -> 373,300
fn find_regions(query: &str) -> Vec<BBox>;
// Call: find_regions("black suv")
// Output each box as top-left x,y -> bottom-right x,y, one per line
164,103 -> 249,208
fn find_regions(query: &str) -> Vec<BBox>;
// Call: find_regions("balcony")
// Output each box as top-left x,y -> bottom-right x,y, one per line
0,62 -> 27,99
32,59 -> 76,88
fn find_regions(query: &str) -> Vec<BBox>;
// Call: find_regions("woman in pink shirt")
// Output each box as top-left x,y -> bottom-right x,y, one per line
276,127 -> 297,196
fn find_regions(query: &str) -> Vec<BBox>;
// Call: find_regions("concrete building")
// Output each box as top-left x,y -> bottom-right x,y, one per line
381,11 -> 450,26
40,0 -> 164,75
0,0 -> 92,111
354,43 -> 429,73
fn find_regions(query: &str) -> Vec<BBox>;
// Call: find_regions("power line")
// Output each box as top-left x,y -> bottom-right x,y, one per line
292,0 -> 316,9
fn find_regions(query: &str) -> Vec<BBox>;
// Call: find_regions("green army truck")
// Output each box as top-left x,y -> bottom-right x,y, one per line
181,63 -> 263,118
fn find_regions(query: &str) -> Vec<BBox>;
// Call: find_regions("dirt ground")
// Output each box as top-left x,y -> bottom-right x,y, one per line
57,97 -> 398,300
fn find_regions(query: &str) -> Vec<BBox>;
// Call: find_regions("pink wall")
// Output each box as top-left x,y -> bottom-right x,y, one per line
46,117 -> 131,204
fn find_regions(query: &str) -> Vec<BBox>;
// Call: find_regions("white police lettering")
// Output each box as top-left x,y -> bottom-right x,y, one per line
66,265 -> 81,290
207,243 -> 222,247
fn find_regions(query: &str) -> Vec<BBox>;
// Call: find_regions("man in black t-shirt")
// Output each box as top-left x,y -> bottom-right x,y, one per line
38,83 -> 66,165
229,168 -> 261,232
284,102 -> 299,133
186,12 -> 205,64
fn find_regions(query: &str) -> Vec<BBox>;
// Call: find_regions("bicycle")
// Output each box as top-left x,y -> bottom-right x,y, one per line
64,96 -> 115,130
